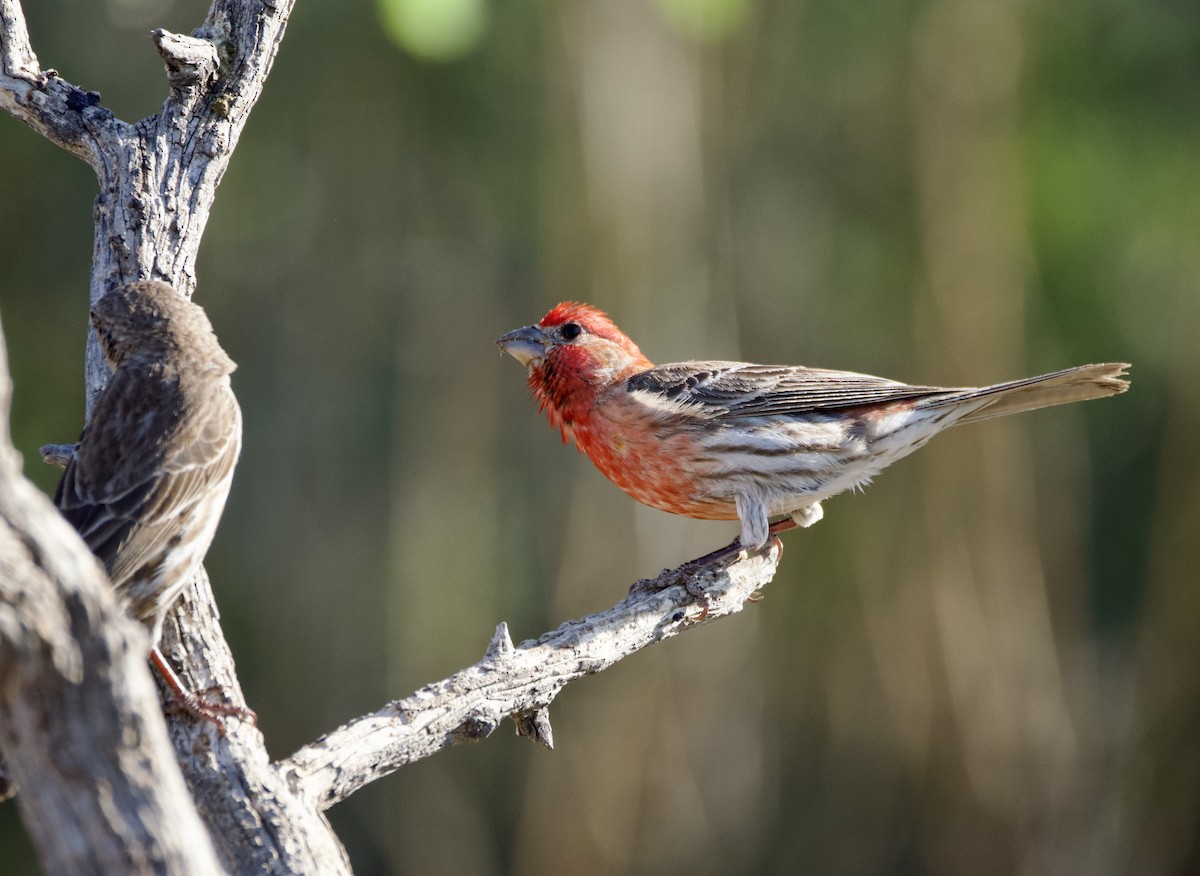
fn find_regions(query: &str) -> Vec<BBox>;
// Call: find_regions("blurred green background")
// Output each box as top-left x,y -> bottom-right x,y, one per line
2,0 -> 1197,873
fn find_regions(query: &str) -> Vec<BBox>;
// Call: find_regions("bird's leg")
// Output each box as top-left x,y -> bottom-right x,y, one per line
746,534 -> 783,603
149,647 -> 257,733
631,518 -> 797,620
686,517 -> 798,570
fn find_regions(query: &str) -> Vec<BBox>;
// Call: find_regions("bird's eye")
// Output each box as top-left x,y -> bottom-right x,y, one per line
560,322 -> 582,341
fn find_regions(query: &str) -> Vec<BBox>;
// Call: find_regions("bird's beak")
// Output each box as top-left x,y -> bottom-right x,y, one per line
497,325 -> 550,367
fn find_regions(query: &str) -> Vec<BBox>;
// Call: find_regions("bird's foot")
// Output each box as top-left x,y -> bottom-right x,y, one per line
744,536 -> 784,607
630,558 -> 719,620
151,647 -> 256,735
167,688 -> 258,734
630,522 -> 793,621
630,545 -> 741,621
683,576 -> 714,621
680,518 -> 794,571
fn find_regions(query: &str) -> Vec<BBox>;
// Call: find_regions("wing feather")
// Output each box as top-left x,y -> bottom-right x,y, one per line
54,378 -> 240,591
625,362 -> 955,419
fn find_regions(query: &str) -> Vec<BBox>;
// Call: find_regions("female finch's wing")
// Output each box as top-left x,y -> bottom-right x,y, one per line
55,379 -> 240,587
625,362 -> 948,419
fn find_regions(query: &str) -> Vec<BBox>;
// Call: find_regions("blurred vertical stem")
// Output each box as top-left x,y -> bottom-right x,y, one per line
908,0 -> 1086,867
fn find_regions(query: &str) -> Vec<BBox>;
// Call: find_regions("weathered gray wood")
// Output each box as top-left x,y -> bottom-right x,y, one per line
279,551 -> 780,811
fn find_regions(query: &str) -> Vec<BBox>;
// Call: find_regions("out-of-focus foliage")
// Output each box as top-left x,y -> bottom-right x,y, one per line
1,0 -> 1196,873
379,0 -> 488,61
655,0 -> 749,41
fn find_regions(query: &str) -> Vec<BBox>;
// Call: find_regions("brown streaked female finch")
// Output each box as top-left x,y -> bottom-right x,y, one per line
498,302 -> 1130,558
54,280 -> 250,725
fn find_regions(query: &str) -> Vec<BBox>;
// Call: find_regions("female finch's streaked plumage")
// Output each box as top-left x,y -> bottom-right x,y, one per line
498,302 -> 1130,550
54,280 -> 241,647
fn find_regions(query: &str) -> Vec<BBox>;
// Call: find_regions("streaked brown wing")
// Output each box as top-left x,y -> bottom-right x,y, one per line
625,361 -> 954,419
54,375 -> 240,589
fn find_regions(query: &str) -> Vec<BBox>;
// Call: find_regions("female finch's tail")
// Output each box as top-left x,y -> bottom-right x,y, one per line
923,363 -> 1131,425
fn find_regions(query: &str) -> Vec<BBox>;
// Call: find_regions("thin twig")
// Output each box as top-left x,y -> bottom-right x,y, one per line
0,0 -> 129,168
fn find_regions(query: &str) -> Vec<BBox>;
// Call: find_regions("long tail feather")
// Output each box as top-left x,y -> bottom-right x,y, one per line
922,363 -> 1131,424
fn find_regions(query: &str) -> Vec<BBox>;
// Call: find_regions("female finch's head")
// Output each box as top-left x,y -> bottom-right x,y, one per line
497,301 -> 652,437
92,280 -> 232,373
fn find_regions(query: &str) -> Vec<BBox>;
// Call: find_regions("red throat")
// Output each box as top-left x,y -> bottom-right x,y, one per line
527,302 -> 652,446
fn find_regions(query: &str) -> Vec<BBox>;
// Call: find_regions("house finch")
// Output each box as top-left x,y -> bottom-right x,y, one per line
498,302 -> 1130,555
54,280 -> 248,724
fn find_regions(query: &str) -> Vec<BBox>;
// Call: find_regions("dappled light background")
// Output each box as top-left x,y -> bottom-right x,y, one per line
2,0 -> 1196,873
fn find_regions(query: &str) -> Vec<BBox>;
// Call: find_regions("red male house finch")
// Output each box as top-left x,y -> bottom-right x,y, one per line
498,302 -> 1129,553
54,280 -> 245,720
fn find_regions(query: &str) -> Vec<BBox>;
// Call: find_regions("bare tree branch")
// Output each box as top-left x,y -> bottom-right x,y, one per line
153,29 -> 221,92
280,548 -> 780,811
0,0 -> 128,168
155,570 -> 354,875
